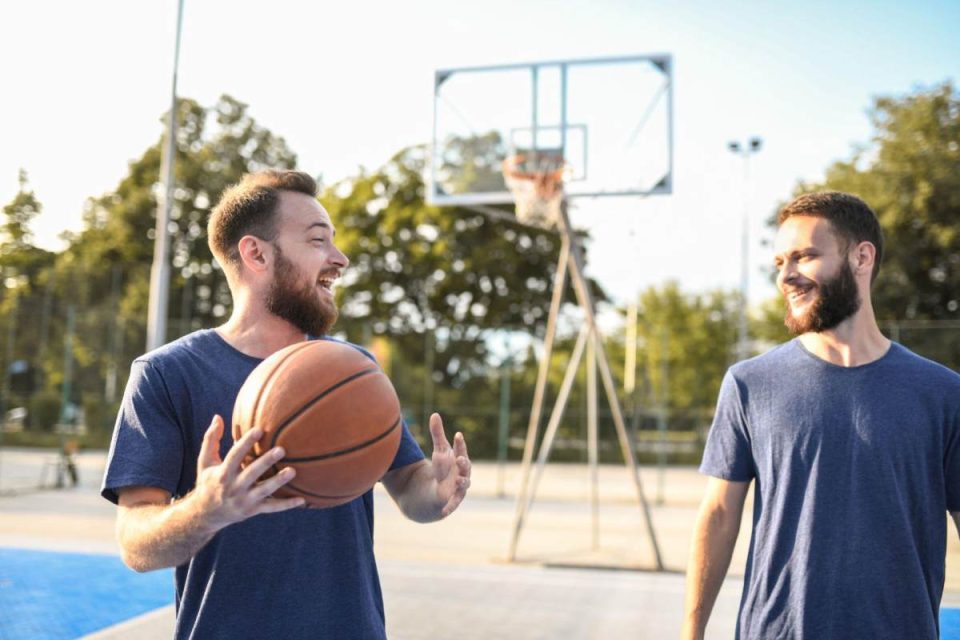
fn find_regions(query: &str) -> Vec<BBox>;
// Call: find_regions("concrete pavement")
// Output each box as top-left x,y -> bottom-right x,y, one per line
2,448 -> 958,638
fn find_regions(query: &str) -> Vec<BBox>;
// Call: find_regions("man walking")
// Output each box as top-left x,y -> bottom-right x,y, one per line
682,192 -> 960,639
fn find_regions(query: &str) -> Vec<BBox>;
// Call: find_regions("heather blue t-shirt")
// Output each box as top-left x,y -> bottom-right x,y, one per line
102,330 -> 425,640
701,340 -> 960,640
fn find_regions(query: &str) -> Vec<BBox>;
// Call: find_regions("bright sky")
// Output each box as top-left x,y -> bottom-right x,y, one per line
2,0 -> 958,308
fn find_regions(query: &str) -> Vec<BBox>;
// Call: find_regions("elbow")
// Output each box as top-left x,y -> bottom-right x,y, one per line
116,519 -> 157,573
119,544 -> 158,573
120,549 -> 149,573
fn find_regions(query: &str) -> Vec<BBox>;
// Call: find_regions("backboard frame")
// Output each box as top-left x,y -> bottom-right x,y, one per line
429,53 -> 673,207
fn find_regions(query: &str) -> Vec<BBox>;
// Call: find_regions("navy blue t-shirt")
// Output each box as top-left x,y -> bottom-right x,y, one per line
701,340 -> 960,640
102,330 -> 425,640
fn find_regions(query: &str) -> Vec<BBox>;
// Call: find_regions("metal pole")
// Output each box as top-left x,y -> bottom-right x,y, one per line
657,327 -> 669,505
737,155 -> 749,362
57,306 -> 76,489
508,237 -> 569,560
146,0 -> 185,351
105,266 -> 122,404
422,327 -> 434,430
515,323 -> 590,538
728,137 -> 762,363
496,349 -> 511,498
587,329 -> 599,550
624,299 -> 638,394
559,202 -> 664,569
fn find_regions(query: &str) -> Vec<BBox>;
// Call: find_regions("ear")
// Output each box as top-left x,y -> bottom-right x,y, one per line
237,235 -> 272,276
851,240 -> 876,277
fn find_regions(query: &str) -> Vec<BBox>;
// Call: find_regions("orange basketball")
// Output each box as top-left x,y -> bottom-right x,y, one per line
232,339 -> 402,508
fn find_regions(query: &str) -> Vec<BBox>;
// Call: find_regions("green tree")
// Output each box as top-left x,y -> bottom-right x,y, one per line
0,170 -> 54,281
0,172 -> 55,418
30,95 -> 298,430
625,283 -> 740,424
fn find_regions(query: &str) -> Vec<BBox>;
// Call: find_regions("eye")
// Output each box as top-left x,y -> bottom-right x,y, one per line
311,237 -> 326,245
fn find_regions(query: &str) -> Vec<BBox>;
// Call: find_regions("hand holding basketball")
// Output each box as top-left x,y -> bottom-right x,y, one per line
427,413 -> 471,518
193,415 -> 305,531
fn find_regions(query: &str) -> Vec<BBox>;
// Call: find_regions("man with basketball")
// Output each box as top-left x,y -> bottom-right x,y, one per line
101,170 -> 472,639
682,192 -> 960,639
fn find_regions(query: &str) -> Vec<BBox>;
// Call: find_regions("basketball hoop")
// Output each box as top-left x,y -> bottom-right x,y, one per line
502,153 -> 567,229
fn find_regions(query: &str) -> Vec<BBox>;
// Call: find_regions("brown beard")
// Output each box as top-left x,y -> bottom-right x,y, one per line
784,258 -> 861,335
265,247 -> 338,336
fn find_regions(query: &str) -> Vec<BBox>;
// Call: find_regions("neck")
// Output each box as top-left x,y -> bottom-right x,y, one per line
797,301 -> 890,367
217,290 -> 307,359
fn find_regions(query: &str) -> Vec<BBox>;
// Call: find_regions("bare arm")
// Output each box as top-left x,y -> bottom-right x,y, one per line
115,415 -> 303,572
382,413 -> 471,523
681,477 -> 750,640
952,512 -> 960,541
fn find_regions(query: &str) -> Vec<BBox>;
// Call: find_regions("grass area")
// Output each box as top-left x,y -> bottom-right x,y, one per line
0,429 -> 112,450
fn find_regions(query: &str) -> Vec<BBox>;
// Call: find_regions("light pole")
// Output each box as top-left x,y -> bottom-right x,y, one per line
727,137 -> 762,362
146,0 -> 185,352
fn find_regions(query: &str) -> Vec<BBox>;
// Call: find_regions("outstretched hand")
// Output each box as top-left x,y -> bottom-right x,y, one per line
427,413 -> 471,518
193,415 -> 305,532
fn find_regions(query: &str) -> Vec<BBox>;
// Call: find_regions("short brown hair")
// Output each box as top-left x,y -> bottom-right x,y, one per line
208,170 -> 318,270
778,191 -> 884,281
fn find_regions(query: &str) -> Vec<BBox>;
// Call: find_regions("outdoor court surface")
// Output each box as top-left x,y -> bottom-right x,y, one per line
1,449 -> 959,638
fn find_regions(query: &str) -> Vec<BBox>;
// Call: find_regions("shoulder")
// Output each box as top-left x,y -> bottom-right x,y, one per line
728,340 -> 802,382
135,330 -> 220,369
887,342 -> 960,389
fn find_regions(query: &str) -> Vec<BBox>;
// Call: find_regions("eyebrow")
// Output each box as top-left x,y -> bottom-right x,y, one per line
773,248 -> 816,264
305,221 -> 335,236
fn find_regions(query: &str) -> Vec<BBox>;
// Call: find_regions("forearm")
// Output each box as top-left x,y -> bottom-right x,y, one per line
116,494 -> 219,572
681,505 -> 741,639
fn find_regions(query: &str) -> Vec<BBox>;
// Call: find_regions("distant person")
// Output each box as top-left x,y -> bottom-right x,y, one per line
682,192 -> 960,639
101,170 -> 472,639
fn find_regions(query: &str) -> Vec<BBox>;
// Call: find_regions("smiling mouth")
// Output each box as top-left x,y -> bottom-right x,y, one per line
785,284 -> 816,305
316,272 -> 339,293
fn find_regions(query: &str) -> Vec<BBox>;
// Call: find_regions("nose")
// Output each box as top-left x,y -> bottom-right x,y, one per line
332,244 -> 349,269
776,261 -> 797,291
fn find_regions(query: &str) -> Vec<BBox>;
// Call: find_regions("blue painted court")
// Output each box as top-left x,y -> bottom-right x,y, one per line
0,547 -> 173,639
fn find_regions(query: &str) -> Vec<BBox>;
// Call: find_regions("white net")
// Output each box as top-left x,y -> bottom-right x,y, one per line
502,154 -> 566,229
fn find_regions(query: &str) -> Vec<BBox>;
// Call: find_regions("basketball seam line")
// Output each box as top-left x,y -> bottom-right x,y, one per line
282,415 -> 401,463
281,418 -> 401,500
268,365 -> 381,449
247,341 -> 314,440
282,480 -> 361,500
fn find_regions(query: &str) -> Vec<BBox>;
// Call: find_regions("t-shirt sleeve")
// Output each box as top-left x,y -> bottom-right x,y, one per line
945,405 -> 960,513
699,370 -> 755,482
101,360 -> 185,504
390,419 -> 426,470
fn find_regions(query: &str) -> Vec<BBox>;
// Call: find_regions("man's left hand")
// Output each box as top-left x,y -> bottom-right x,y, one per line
427,413 -> 471,517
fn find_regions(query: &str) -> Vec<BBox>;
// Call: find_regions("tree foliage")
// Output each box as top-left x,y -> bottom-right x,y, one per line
0,95 -> 298,432
619,282 -> 740,422
323,145 -> 602,385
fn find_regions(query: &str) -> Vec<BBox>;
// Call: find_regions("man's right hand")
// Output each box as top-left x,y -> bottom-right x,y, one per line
116,415 -> 303,572
192,415 -> 305,532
